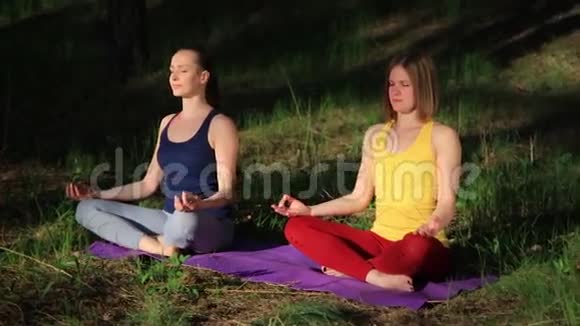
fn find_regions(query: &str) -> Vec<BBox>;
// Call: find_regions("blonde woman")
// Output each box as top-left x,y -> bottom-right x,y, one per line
273,53 -> 461,292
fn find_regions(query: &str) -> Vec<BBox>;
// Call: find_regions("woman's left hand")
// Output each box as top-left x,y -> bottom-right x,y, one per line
414,215 -> 444,237
174,191 -> 202,212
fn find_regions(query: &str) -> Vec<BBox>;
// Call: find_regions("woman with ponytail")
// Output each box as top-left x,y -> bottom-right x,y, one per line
66,47 -> 239,256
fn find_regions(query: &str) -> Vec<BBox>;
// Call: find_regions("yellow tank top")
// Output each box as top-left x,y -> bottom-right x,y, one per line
370,120 -> 449,246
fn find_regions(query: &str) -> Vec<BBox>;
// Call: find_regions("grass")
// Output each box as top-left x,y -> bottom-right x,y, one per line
2,0 -> 580,324
503,27 -> 580,92
487,231 -> 580,324
127,292 -> 195,325
253,300 -> 355,326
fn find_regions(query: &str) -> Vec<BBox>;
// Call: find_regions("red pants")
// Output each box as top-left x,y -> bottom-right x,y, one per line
284,216 -> 451,282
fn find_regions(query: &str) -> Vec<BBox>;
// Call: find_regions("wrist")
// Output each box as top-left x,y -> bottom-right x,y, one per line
91,189 -> 101,199
306,205 -> 315,216
430,214 -> 448,230
196,200 -> 208,210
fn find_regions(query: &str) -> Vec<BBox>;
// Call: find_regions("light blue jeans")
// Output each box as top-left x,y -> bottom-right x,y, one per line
75,199 -> 234,253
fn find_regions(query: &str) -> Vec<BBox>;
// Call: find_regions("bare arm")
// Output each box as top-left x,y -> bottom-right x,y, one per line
430,124 -> 462,229
96,114 -> 173,201
195,114 -> 239,209
308,125 -> 381,217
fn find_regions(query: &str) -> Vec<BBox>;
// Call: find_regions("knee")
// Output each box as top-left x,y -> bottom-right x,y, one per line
164,211 -> 199,248
401,233 -> 433,264
75,199 -> 100,225
283,216 -> 310,243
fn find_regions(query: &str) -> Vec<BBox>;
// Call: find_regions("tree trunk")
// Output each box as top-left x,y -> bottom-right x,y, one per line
106,0 -> 148,83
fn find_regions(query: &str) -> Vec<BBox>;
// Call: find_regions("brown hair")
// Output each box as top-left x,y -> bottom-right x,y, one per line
384,52 -> 439,122
178,46 -> 220,108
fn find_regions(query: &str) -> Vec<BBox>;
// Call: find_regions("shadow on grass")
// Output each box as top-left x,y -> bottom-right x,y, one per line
449,85 -> 580,159
0,0 -> 578,161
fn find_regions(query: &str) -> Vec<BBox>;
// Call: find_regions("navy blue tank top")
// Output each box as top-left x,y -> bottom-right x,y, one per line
157,109 -> 232,217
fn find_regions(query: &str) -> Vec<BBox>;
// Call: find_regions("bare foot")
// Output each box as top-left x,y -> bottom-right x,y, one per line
156,235 -> 179,257
138,235 -> 164,255
321,266 -> 349,278
365,269 -> 414,292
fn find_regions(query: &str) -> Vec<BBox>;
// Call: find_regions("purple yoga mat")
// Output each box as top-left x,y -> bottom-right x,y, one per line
88,241 -> 496,310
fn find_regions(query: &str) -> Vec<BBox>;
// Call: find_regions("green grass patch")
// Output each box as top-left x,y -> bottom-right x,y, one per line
253,300 -> 356,326
488,230 -> 580,324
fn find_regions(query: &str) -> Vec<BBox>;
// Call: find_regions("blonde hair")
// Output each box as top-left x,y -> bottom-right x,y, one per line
384,53 -> 439,122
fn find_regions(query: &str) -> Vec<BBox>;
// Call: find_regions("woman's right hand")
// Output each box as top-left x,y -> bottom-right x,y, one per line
65,182 -> 97,201
271,194 -> 311,217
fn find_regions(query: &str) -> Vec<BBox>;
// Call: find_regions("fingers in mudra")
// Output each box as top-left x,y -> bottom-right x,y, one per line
174,195 -> 185,211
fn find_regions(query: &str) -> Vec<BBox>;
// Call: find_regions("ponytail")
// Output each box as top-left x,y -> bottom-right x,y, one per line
178,46 -> 220,108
